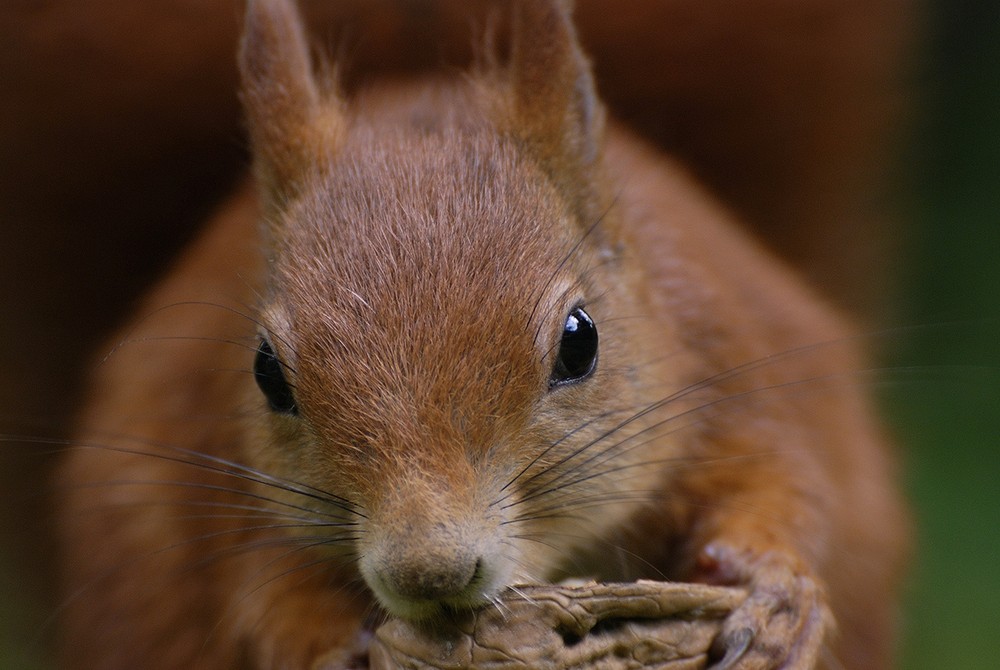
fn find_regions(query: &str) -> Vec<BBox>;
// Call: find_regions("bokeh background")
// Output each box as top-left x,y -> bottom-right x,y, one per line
888,1 -> 1000,666
1,1 -> 998,668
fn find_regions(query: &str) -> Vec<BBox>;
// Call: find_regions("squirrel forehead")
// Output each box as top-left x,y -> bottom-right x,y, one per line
259,125 -> 590,393
261,75 -> 601,308
259,138 -> 580,443
268,126 -> 586,317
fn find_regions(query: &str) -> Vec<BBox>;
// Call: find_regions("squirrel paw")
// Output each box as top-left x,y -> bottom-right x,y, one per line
698,544 -> 833,670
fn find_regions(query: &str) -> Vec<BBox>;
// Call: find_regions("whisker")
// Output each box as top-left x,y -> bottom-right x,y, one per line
63,474 -> 353,524
503,489 -> 663,524
48,519 -> 357,654
202,539 -> 358,655
64,433 -> 362,517
488,593 -> 513,621
101,299 -> 291,362
528,196 -> 618,346
187,533 -> 357,577
510,360 -> 903,507
515,527 -> 671,583
66,494 -> 352,527
496,406 -> 639,497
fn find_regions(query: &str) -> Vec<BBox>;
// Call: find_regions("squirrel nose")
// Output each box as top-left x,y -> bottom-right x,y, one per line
379,551 -> 483,603
361,520 -> 495,617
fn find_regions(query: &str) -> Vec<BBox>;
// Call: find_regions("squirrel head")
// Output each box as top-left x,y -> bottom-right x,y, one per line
237,0 -> 666,620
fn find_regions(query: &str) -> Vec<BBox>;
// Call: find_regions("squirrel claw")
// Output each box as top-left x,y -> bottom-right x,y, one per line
700,544 -> 832,669
708,626 -> 753,669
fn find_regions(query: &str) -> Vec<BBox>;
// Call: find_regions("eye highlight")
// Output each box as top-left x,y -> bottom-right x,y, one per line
549,307 -> 598,387
254,339 -> 298,415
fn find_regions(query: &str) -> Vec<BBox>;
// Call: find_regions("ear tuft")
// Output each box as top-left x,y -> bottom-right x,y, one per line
506,0 -> 605,216
239,0 -> 343,203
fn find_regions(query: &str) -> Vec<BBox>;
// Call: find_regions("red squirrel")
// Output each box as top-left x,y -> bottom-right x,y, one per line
56,0 -> 909,667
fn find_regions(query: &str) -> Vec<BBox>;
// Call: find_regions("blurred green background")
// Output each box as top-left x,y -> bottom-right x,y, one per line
889,1 -> 1000,667
2,1 -> 998,668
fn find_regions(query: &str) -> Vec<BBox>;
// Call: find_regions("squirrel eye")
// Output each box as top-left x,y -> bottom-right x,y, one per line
550,307 -> 598,386
254,339 -> 298,415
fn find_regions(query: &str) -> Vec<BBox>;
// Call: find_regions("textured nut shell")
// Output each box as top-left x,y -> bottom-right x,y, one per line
370,581 -> 746,670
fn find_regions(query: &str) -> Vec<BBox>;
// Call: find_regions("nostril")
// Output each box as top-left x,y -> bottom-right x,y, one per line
381,551 -> 483,602
359,516 -> 504,618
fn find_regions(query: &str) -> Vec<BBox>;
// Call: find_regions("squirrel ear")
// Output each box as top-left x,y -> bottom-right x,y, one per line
239,0 -> 343,204
507,0 -> 605,215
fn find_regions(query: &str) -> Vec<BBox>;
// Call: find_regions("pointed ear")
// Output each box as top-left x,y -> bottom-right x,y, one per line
506,0 -> 605,215
239,0 -> 343,204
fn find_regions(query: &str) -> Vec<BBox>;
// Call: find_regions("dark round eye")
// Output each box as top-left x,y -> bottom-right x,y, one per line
550,307 -> 598,386
254,339 -> 298,415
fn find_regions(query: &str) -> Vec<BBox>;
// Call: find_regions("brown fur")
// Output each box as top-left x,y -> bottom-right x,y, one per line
55,0 -> 908,668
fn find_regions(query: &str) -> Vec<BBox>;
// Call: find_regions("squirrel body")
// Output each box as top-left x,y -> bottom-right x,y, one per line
57,1 -> 908,668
